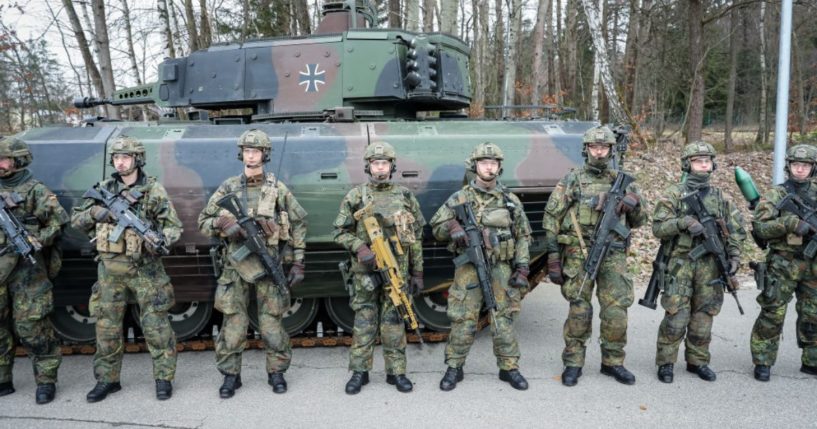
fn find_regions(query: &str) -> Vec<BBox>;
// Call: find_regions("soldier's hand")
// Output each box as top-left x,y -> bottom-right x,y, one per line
28,235 -> 43,252
214,214 -> 244,238
728,256 -> 740,277
356,244 -> 377,271
616,192 -> 640,215
91,206 -> 115,223
287,260 -> 305,288
509,264 -> 530,288
408,271 -> 424,295
680,215 -> 704,237
546,253 -> 564,285
446,220 -> 469,247
784,215 -> 813,237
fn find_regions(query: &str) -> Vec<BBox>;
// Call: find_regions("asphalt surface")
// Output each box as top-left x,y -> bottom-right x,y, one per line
1,280 -> 814,429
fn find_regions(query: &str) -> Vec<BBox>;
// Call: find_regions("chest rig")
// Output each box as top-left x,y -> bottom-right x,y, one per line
354,184 -> 416,245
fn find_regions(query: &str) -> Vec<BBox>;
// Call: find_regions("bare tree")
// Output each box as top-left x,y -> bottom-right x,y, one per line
294,0 -> 311,34
199,0 -> 213,47
501,0 -> 523,117
422,0 -> 435,31
470,0 -> 484,117
388,0 -> 402,28
686,0 -> 704,142
724,7 -> 739,152
120,0 -> 143,85
531,0 -> 550,106
184,0 -> 200,52
61,0 -> 106,115
440,0 -> 457,34
404,0 -> 420,31
755,0 -> 769,145
158,0 -> 177,58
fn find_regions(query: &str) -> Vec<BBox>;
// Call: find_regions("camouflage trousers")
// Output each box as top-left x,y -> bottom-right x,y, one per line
560,247 -> 633,367
656,254 -> 724,366
91,263 -> 177,383
214,272 -> 291,375
750,253 -> 817,367
348,272 -> 408,375
445,261 -> 522,371
0,258 -> 61,384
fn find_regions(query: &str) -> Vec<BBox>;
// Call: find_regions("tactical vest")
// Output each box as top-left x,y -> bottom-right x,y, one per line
0,179 -> 60,281
356,183 -> 417,246
460,184 -> 517,263
674,186 -> 729,253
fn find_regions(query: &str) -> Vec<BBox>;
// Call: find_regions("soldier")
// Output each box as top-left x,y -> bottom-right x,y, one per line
750,144 -> 817,381
542,126 -> 646,387
71,136 -> 182,402
430,142 -> 532,391
198,129 -> 307,399
652,141 -> 745,383
334,141 -> 425,395
0,137 -> 67,404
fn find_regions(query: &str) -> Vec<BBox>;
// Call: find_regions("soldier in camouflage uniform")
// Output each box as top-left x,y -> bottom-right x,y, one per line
430,142 -> 532,391
71,136 -> 182,402
334,141 -> 425,395
750,144 -> 817,381
198,129 -> 307,399
652,142 -> 745,383
543,126 -> 646,387
0,137 -> 67,405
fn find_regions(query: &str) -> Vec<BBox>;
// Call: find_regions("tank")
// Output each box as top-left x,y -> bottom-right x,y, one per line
15,0 -> 597,344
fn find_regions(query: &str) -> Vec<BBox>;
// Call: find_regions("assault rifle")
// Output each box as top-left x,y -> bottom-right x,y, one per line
638,239 -> 673,309
682,191 -> 744,315
451,199 -> 498,323
0,192 -> 41,264
361,216 -> 423,343
216,192 -> 288,289
775,192 -> 817,259
578,172 -> 635,296
83,185 -> 169,255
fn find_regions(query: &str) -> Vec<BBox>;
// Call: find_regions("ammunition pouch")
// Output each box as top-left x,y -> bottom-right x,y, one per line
96,223 -> 144,259
338,259 -> 354,296
750,261 -> 767,294
482,208 -> 511,228
227,244 -> 266,283
209,243 -> 224,279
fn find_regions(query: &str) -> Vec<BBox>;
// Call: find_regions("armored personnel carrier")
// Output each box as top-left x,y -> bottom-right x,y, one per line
15,0 -> 596,344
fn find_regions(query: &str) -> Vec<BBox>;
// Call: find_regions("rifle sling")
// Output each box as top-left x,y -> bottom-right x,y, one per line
569,208 -> 588,259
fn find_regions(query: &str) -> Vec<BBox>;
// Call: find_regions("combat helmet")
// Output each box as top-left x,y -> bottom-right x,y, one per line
785,144 -> 817,179
363,141 -> 397,177
0,136 -> 33,168
109,135 -> 146,171
581,126 -> 616,161
466,142 -> 504,175
237,129 -> 272,163
681,141 -> 717,172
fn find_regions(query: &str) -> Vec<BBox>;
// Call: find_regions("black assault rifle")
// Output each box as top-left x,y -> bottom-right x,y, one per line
578,172 -> 635,296
775,192 -> 817,259
451,200 -> 497,322
682,191 -> 744,315
83,185 -> 169,255
0,192 -> 41,264
638,239 -> 673,309
216,192 -> 288,289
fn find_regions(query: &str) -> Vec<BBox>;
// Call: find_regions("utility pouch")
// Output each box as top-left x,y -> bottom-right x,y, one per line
749,261 -> 766,292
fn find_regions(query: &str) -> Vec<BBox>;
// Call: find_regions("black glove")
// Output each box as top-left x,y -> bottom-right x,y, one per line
616,192 -> 640,215
446,220 -> 468,247
408,271 -> 424,296
356,245 -> 377,271
509,264 -> 530,288
287,261 -> 305,288
680,215 -> 704,237
784,216 -> 813,237
547,253 -> 564,285
728,256 -> 740,277
91,206 -> 115,223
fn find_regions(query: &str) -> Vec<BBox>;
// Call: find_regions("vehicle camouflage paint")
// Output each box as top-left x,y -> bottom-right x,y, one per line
14,0 -> 597,344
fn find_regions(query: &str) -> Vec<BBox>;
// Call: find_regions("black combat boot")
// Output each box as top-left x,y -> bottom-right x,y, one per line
219,374 -> 242,399
499,369 -> 529,390
601,364 -> 636,385
561,367 -> 582,387
754,365 -> 771,382
35,383 -> 55,404
801,364 -> 817,376
156,380 -> 173,400
686,363 -> 716,381
0,382 -> 14,397
657,364 -> 674,383
86,382 -> 122,403
345,371 -> 369,395
268,372 -> 287,394
439,367 -> 463,391
386,374 -> 413,393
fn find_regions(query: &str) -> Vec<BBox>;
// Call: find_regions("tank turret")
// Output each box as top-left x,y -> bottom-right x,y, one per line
75,0 -> 471,122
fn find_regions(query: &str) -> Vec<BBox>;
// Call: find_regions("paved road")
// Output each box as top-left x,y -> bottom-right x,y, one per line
1,281 -> 813,428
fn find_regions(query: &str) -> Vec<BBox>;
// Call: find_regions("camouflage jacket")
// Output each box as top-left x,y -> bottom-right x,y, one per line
333,181 -> 424,273
752,179 -> 817,254
652,182 -> 745,258
0,169 -> 68,247
430,180 -> 531,267
198,172 -> 307,261
71,171 -> 182,265
542,166 -> 647,255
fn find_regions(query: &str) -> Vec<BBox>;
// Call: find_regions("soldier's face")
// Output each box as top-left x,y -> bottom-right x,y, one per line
112,153 -> 135,173
476,158 -> 499,180
587,143 -> 610,158
689,156 -> 713,174
0,157 -> 14,176
790,161 -> 813,180
369,159 -> 391,179
243,148 -> 263,167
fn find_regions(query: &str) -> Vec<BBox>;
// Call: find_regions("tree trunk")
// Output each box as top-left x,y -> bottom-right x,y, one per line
755,1 -> 769,145
724,7 -> 739,153
579,0 -> 627,124
199,0 -> 213,47
791,32 -> 806,136
61,0 -> 105,111
422,0 -> 435,31
531,0 -> 551,107
405,0 -> 420,31
565,0 -> 578,106
440,0 -> 457,34
591,0 -> 604,122
158,0 -> 177,58
45,1 -> 87,97
388,0 -> 402,28
554,0 -> 562,104
622,0 -> 640,113
502,0 -> 523,118
120,0 -> 143,85
294,0 -> 311,34
184,0 -> 200,52
685,0 -> 704,143
495,0 -> 505,110
470,0 -> 484,117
